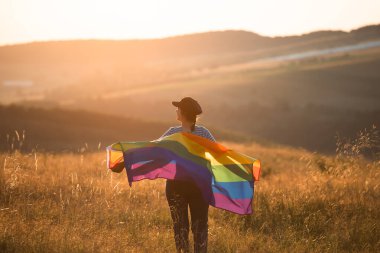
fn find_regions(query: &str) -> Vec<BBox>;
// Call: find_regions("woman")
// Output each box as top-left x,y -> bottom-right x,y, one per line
160,97 -> 216,253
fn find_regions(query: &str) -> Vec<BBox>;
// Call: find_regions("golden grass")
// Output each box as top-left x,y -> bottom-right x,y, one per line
0,139 -> 379,252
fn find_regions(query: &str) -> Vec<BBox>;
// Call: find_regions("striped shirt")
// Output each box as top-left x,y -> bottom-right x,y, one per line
159,124 -> 216,142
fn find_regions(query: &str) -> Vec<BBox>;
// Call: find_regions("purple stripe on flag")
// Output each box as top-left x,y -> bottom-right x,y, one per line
213,192 -> 253,215
132,160 -> 177,181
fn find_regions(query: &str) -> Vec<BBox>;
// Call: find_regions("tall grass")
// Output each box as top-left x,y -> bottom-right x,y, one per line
0,127 -> 379,252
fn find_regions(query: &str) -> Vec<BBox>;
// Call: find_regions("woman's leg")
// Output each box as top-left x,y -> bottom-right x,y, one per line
188,185 -> 209,253
166,180 -> 190,253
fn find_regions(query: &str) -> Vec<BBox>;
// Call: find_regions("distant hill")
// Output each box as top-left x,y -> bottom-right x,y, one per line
0,24 -> 379,154
1,24 -> 379,65
1,24 -> 379,105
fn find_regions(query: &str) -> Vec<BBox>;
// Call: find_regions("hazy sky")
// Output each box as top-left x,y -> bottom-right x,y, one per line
0,0 -> 379,46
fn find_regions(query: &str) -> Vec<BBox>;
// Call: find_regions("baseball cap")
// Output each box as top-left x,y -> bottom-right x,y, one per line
172,97 -> 202,115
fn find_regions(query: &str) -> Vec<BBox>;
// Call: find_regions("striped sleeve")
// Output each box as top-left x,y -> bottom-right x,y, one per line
159,127 -> 173,139
202,127 -> 216,142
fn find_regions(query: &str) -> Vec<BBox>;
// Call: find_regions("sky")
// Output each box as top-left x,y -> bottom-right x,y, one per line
0,0 -> 379,46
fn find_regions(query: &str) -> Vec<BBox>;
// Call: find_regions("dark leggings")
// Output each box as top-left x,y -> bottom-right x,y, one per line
166,179 -> 209,253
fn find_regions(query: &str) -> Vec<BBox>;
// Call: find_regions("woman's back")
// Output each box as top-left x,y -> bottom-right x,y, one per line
160,124 -> 216,142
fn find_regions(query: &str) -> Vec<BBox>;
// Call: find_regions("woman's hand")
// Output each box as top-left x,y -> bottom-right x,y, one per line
110,162 -> 125,173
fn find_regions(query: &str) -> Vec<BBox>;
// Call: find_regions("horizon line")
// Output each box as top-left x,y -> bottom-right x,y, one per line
1,22 -> 379,48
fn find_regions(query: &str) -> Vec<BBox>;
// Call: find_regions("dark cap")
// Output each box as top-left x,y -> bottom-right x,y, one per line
172,97 -> 202,115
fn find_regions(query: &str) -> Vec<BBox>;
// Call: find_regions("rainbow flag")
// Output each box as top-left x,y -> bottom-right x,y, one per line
106,132 -> 261,215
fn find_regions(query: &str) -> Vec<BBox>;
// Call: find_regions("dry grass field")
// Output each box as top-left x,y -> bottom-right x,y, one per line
0,127 -> 379,252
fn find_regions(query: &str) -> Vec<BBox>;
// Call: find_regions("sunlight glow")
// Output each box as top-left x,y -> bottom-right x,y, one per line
0,0 -> 379,46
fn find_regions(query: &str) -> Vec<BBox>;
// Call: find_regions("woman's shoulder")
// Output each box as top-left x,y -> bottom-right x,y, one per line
196,124 -> 216,141
196,124 -> 209,131
170,124 -> 209,132
169,126 -> 183,133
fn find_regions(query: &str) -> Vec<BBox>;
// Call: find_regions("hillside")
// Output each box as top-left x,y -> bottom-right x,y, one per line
0,24 -> 379,154
42,50 -> 380,153
1,24 -> 379,64
0,105 -> 250,152
0,24 -> 379,97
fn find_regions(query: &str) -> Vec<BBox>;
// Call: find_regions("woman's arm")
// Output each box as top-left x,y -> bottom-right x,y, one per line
159,127 -> 173,139
202,127 -> 216,142
206,131 -> 216,142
